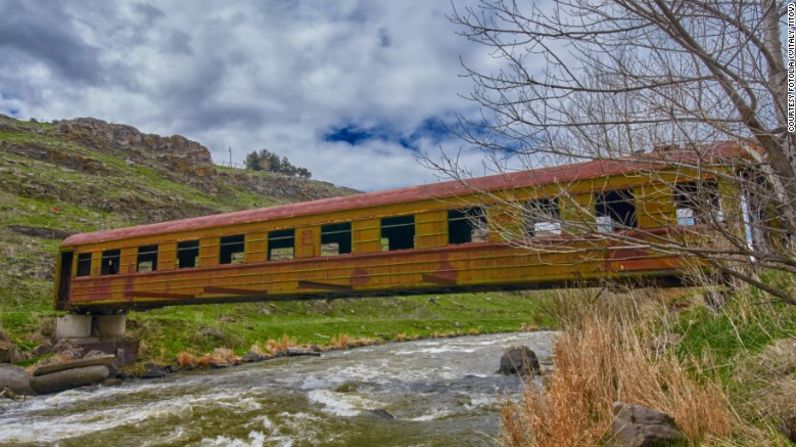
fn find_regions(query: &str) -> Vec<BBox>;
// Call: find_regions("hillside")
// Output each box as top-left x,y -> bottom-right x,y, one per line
0,115 -> 549,364
0,115 -> 357,276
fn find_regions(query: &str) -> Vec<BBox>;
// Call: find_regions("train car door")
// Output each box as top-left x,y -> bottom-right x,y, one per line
57,251 -> 73,309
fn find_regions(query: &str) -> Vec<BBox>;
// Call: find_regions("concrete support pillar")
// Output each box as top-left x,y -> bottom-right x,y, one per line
55,314 -> 92,339
92,315 -> 126,337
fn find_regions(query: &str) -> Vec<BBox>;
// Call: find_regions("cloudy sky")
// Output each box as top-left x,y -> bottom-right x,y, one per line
0,0 -> 514,191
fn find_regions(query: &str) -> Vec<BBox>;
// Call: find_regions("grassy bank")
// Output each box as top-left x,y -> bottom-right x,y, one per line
127,291 -> 555,364
501,281 -> 796,446
0,274 -> 555,365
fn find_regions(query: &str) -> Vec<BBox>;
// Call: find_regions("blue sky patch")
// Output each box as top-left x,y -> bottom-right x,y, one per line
323,116 -> 456,151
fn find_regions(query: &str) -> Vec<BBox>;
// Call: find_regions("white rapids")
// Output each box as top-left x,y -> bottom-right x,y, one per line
0,331 -> 556,446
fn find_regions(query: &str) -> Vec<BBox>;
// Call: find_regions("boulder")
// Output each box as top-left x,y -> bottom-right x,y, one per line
609,402 -> 685,447
30,365 -> 109,394
30,354 -> 116,376
0,364 -> 34,395
498,346 -> 540,376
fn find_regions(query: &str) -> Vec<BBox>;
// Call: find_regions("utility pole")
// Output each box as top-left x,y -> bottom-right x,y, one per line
228,146 -> 232,167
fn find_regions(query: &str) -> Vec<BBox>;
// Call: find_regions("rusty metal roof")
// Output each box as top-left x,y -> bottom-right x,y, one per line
62,142 -> 747,246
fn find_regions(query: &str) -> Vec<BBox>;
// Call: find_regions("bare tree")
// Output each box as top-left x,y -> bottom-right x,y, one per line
440,0 -> 795,303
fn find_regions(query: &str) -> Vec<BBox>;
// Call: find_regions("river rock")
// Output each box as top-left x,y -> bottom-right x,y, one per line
498,346 -> 540,376
240,350 -> 271,363
31,354 -> 116,376
139,363 -> 169,379
285,348 -> 321,357
609,402 -> 685,447
30,365 -> 109,394
0,364 -> 34,395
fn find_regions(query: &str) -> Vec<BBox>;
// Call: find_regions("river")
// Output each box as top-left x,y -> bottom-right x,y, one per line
0,331 -> 555,447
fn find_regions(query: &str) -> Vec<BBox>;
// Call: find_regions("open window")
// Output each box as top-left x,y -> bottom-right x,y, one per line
673,181 -> 721,226
136,245 -> 158,272
526,198 -> 561,237
595,189 -> 637,232
100,249 -> 120,275
268,229 -> 295,260
321,223 -> 352,256
220,235 -> 245,264
448,207 -> 487,244
76,252 -> 92,277
177,240 -> 199,268
381,215 -> 415,251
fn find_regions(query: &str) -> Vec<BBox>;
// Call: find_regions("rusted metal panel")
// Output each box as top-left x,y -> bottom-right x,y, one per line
159,242 -> 177,272
199,237 -> 218,268
296,226 -> 319,258
352,219 -> 380,253
244,232 -> 267,263
415,210 -> 447,249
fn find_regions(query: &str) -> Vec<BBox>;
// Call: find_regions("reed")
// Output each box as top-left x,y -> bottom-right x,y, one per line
501,310 -> 732,446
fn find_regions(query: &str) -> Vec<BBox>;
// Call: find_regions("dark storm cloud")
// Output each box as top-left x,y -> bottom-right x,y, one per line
0,1 -> 102,83
132,2 -> 165,22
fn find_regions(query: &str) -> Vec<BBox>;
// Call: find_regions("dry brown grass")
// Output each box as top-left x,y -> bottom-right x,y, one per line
265,334 -> 296,354
393,332 -> 412,342
501,310 -> 733,446
328,333 -> 381,349
176,347 -> 239,368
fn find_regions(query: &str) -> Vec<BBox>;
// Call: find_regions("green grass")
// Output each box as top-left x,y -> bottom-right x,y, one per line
673,280 -> 796,380
675,301 -> 796,364
127,291 -> 553,363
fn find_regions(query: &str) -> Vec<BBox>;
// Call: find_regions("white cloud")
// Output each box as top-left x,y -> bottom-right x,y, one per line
0,0 -> 512,191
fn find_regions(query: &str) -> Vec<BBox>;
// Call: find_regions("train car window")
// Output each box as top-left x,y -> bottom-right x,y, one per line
321,223 -> 352,256
381,215 -> 415,251
100,249 -> 121,275
595,189 -> 637,232
673,181 -> 721,226
448,208 -> 487,244
136,245 -> 158,272
268,229 -> 295,260
220,235 -> 245,264
76,253 -> 92,277
177,240 -> 200,268
525,198 -> 561,237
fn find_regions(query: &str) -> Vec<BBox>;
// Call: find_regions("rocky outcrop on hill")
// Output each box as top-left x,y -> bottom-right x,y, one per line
219,169 -> 357,203
55,117 -> 217,190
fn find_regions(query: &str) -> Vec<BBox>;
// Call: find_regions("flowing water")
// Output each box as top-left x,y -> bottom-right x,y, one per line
0,332 -> 555,447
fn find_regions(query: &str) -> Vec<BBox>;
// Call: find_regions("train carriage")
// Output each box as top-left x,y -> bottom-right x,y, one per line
53,142 -> 753,312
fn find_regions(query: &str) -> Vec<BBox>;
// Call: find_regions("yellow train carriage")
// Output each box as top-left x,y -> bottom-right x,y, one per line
53,143 -> 745,312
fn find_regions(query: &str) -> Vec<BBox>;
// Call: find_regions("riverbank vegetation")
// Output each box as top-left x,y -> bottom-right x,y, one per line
0,283 -> 555,366
501,278 -> 796,446
124,290 -> 554,364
